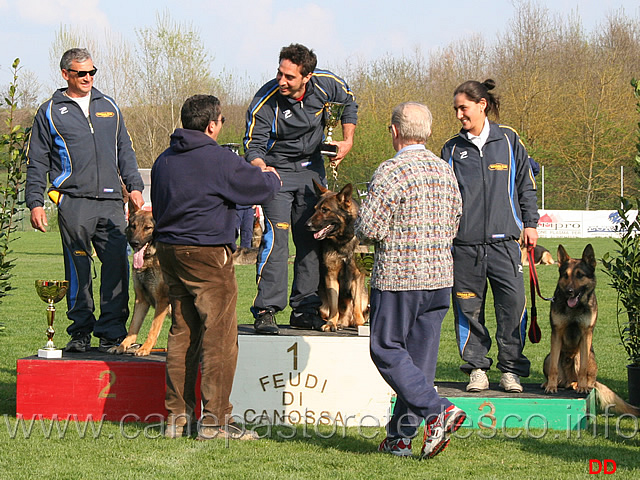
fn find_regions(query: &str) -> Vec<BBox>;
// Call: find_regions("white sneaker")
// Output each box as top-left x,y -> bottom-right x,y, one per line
421,412 -> 449,459
466,369 -> 489,392
500,372 -> 523,393
379,437 -> 413,457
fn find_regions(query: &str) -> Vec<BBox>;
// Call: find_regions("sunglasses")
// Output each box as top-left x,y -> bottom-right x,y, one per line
218,116 -> 225,124
67,67 -> 98,78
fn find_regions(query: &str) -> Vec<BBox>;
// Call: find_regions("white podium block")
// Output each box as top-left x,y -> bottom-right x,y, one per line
357,325 -> 370,336
37,348 -> 62,359
231,326 -> 393,426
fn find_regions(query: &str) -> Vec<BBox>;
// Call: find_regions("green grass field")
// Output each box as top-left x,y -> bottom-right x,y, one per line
0,233 -> 639,479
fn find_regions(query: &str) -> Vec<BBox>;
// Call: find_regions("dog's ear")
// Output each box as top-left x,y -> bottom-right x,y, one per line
557,244 -> 570,264
337,183 -> 353,206
128,198 -> 140,215
582,244 -> 596,268
312,179 -> 327,197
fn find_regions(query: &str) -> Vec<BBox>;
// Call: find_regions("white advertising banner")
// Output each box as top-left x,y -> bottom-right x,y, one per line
537,210 -> 637,238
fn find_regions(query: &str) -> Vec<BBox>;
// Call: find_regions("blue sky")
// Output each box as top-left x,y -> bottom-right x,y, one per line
1,0 -> 639,95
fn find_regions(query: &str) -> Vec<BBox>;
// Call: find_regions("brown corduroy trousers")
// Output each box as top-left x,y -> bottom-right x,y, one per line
156,242 -> 238,427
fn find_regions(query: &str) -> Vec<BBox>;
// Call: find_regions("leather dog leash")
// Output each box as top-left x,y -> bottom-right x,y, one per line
527,246 -> 553,343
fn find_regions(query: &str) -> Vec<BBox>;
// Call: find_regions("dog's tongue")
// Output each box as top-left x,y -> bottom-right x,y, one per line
133,244 -> 148,269
567,296 -> 579,308
313,225 -> 333,240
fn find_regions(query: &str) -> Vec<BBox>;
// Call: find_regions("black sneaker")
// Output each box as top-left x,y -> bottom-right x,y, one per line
290,311 -> 326,331
98,335 -> 125,353
64,333 -> 91,353
254,309 -> 279,335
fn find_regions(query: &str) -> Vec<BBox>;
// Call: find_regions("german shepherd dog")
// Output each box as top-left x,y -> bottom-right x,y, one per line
518,232 -> 554,266
110,201 -> 171,356
543,244 -> 639,415
306,181 -> 369,332
522,245 -> 554,266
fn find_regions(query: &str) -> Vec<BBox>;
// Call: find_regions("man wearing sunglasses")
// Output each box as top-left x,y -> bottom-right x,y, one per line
26,48 -> 144,354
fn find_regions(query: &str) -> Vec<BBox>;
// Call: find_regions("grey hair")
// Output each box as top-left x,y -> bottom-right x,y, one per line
60,48 -> 92,71
390,102 -> 433,143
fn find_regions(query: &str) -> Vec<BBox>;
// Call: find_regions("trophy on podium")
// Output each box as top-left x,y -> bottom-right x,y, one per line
354,247 -> 375,336
320,102 -> 346,158
354,248 -> 375,280
35,280 -> 69,358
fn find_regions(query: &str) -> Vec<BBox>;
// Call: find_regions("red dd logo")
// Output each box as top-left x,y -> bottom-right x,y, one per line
589,459 -> 617,474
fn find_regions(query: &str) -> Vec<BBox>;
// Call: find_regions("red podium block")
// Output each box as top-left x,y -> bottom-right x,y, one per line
16,351 -> 170,422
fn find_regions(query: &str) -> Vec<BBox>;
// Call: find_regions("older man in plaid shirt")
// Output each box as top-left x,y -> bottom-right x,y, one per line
355,102 -> 465,460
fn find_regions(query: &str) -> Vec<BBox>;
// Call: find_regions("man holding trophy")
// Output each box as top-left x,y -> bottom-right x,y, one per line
244,43 -> 358,334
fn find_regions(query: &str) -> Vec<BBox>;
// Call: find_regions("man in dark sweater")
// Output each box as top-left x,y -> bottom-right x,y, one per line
152,94 -> 281,440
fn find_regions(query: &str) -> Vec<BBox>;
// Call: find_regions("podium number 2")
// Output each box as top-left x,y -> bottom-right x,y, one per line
98,370 -> 117,399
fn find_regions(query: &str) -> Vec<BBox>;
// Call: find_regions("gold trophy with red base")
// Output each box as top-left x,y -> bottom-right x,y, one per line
36,280 -> 69,358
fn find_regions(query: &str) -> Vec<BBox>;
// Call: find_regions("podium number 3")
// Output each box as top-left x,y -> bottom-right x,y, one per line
98,370 -> 117,399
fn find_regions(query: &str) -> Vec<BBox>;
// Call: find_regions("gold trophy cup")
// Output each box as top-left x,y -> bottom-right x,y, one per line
320,102 -> 346,158
36,280 -> 69,358
354,247 -> 375,336
354,248 -> 375,281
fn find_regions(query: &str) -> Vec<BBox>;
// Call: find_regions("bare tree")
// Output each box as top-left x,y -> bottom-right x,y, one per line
1,68 -> 41,111
341,51 -> 434,185
49,26 -> 100,90
493,1 -> 559,147
427,34 -> 490,145
127,10 -> 223,166
546,11 -> 640,209
95,30 -> 135,106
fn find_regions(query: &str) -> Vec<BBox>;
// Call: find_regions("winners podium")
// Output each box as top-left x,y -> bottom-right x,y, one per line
16,326 -> 594,430
16,326 -> 394,425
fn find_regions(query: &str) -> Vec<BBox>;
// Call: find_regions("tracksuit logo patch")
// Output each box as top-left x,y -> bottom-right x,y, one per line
456,292 -> 476,299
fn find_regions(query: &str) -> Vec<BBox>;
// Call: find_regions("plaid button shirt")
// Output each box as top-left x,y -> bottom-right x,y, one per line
355,145 -> 462,291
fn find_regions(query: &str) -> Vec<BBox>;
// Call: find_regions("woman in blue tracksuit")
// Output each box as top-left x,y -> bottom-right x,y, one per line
441,79 -> 539,394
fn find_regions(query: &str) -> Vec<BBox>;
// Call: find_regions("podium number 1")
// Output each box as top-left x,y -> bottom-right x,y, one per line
287,342 -> 298,370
